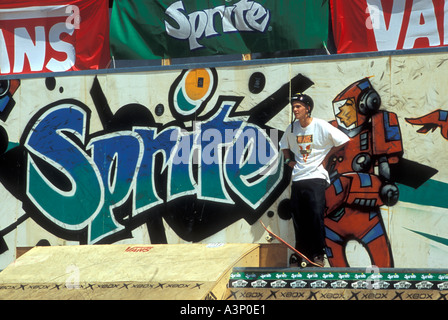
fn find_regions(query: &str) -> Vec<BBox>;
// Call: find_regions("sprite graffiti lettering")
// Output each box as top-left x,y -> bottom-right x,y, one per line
24,100 -> 282,243
0,69 -> 312,246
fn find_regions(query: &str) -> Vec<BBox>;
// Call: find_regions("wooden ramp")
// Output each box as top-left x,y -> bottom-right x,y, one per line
0,243 -> 280,300
225,267 -> 448,301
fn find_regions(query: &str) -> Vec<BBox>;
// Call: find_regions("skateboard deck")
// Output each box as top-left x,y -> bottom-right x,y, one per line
260,221 -> 323,268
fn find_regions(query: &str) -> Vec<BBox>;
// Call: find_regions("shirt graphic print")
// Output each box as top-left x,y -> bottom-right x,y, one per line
297,134 -> 313,162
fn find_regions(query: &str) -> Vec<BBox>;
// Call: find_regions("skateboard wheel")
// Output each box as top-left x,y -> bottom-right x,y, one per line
289,254 -> 298,265
300,261 -> 307,268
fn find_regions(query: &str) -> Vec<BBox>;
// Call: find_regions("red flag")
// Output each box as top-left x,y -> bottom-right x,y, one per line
330,0 -> 447,53
0,0 -> 110,74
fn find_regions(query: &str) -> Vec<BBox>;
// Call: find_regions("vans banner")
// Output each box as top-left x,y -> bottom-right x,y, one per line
110,0 -> 329,59
331,0 -> 448,53
0,0 -> 110,75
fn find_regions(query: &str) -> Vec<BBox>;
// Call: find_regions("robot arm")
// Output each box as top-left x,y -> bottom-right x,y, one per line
372,111 -> 403,164
372,111 -> 403,206
378,156 -> 390,181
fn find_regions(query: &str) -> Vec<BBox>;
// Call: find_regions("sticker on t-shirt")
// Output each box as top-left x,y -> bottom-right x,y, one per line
297,135 -> 313,144
299,145 -> 312,162
297,135 -> 313,162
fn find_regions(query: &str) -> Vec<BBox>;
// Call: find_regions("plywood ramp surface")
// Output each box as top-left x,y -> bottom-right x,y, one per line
0,243 -> 260,300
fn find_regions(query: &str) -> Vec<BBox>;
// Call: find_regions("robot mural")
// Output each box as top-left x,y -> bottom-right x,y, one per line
323,78 -> 438,268
323,78 -> 401,267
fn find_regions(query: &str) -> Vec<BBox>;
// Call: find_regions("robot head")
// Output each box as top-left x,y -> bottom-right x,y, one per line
332,78 -> 381,130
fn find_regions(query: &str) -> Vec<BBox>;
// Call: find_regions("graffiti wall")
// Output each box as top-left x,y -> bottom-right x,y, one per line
0,50 -> 447,269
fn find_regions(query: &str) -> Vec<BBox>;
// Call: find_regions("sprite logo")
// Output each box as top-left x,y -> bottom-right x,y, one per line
165,0 -> 271,50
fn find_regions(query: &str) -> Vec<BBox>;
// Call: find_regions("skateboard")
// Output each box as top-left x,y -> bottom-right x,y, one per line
260,221 -> 323,268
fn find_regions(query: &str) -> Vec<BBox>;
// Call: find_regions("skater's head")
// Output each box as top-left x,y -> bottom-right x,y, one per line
291,93 -> 314,117
290,93 -> 313,132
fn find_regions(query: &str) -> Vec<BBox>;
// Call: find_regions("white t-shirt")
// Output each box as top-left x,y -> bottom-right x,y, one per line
279,118 -> 349,184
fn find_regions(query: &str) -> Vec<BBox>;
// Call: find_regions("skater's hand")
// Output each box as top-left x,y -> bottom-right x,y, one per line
287,161 -> 297,169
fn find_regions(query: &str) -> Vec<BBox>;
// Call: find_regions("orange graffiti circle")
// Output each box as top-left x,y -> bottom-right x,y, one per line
184,69 -> 210,101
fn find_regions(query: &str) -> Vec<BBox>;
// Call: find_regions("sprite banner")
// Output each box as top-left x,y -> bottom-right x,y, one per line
110,0 -> 329,59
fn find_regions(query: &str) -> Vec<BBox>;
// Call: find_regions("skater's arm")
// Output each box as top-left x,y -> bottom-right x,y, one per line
282,149 -> 297,169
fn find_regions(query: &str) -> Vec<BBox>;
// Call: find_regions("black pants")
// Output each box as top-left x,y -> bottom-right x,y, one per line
290,178 -> 327,259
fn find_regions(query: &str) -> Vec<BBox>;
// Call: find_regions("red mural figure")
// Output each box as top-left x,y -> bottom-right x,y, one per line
406,109 -> 448,140
324,78 -> 402,267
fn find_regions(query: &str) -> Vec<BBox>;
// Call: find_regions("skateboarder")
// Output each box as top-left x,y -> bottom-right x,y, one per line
279,93 -> 349,266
